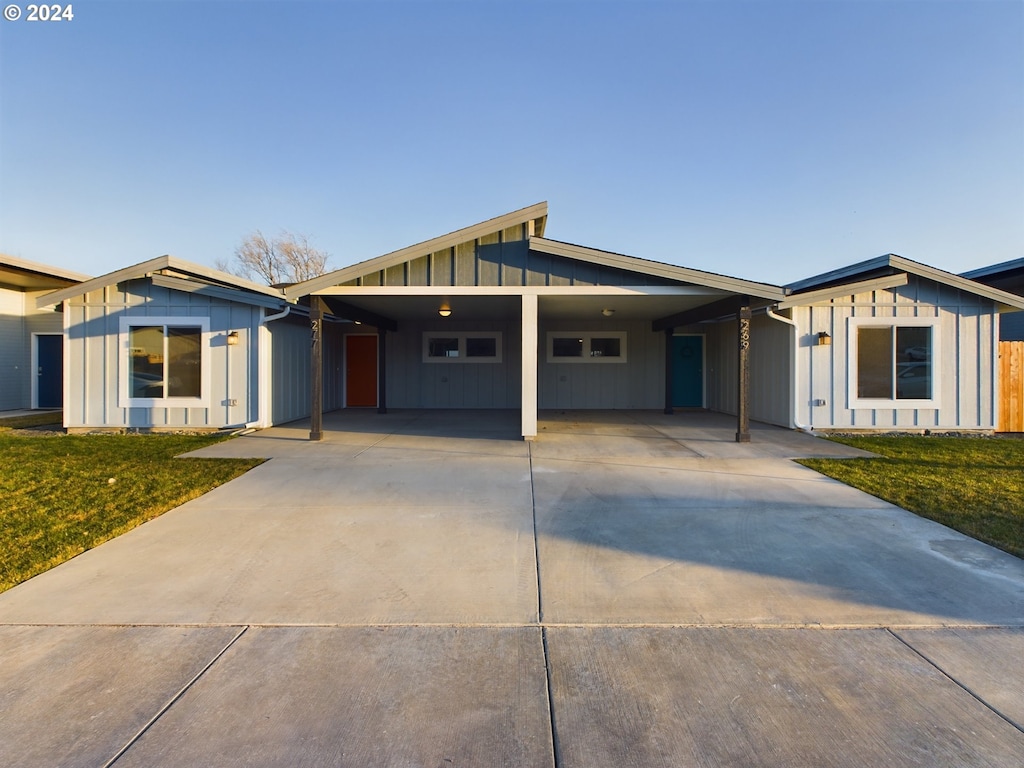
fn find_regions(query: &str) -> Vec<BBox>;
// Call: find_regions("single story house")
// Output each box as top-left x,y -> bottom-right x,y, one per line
1,255 -> 89,411
35,203 -> 1024,438
35,256 -> 338,431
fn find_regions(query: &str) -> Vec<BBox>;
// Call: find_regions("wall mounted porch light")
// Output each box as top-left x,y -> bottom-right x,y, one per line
601,308 -> 615,317
817,331 -> 832,346
227,331 -> 240,346
438,303 -> 452,318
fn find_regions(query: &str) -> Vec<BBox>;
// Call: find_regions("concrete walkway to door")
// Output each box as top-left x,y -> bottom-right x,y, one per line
1,410 -> 1023,767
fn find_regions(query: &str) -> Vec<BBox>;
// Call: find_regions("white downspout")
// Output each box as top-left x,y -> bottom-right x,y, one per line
251,304 -> 291,429
765,307 -> 811,433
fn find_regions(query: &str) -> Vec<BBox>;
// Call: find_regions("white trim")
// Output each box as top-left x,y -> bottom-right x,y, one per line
118,316 -> 212,408
847,316 -> 941,410
546,331 -> 628,364
30,332 -> 63,410
422,331 -> 503,363
63,302 -> 70,428
312,285 -> 729,298
777,274 -> 909,309
521,295 -> 538,440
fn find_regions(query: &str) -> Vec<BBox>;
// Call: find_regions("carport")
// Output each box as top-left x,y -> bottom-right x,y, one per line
288,204 -> 787,443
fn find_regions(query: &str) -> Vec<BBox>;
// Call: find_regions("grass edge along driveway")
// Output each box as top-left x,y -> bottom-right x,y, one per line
0,431 -> 262,593
800,435 -> 1024,560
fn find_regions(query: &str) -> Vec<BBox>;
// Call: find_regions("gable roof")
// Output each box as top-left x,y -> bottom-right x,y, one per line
787,253 -> 1024,310
529,238 -> 786,300
0,254 -> 90,291
36,255 -> 287,310
285,202 -> 549,298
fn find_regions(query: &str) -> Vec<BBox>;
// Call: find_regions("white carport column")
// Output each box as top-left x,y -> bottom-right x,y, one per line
521,293 -> 538,440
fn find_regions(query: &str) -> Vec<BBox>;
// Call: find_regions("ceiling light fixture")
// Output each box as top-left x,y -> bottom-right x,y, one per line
601,308 -> 615,317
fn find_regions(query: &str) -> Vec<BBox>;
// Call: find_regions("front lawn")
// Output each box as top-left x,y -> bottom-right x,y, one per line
799,436 -> 1024,558
0,432 -> 262,592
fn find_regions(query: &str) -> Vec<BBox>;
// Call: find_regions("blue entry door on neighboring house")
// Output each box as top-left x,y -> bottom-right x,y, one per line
36,335 -> 63,409
672,335 -> 704,407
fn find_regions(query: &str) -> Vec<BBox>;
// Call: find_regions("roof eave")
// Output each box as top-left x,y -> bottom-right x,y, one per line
36,255 -> 287,309
530,237 -> 787,301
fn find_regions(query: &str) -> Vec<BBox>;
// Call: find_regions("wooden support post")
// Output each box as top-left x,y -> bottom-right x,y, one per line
310,297 -> 324,441
736,303 -> 751,443
377,327 -> 388,414
664,328 -> 675,414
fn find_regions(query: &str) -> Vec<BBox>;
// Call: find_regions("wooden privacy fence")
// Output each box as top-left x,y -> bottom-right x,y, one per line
999,341 -> 1024,432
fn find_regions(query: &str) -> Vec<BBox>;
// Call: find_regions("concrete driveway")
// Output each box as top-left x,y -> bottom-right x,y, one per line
2,410 -> 1023,766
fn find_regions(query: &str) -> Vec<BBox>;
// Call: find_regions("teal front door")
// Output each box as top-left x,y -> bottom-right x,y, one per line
672,335 -> 704,407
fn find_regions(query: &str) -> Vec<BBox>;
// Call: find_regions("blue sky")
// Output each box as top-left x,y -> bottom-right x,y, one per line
1,0 -> 1021,285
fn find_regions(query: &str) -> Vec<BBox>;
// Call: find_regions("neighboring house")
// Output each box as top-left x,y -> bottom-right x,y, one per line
33,203 -> 1024,437
36,256 -> 341,432
961,258 -> 1024,341
1,255 -> 89,411
784,255 -> 1024,432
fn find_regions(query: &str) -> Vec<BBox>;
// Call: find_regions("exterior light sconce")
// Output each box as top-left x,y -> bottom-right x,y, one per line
817,331 -> 832,346
227,331 -> 240,346
601,308 -> 615,317
438,304 -> 452,318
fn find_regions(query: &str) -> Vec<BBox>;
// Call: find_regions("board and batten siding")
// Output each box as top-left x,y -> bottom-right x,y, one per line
0,288 -> 64,410
340,231 -> 679,290
538,320 -> 664,409
380,321 -> 522,408
699,313 -> 791,427
65,280 -> 262,429
792,277 -> 998,430
268,315 -> 343,424
0,287 -> 27,410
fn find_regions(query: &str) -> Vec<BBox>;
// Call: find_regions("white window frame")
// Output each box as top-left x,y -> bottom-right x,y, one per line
119,316 -> 211,408
422,331 -> 503,363
546,331 -> 628,364
847,316 -> 941,409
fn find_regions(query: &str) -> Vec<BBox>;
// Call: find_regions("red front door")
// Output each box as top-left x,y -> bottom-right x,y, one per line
346,335 -> 377,407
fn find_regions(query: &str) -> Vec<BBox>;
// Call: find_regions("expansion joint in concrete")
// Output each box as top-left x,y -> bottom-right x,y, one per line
887,628 -> 1024,735
101,625 -> 249,767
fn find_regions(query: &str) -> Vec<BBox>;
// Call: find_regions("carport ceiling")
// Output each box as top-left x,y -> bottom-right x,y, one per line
319,292 -> 736,323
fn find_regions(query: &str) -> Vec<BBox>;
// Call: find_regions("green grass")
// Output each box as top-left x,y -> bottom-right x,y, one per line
800,436 -> 1024,558
0,433 -> 262,592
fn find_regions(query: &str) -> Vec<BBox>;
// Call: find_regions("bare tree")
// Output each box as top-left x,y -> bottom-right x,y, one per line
216,230 -> 330,285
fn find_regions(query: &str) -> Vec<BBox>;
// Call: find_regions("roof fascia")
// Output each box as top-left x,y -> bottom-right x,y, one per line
0,254 -> 91,284
150,274 -> 287,309
789,254 -> 1024,310
286,202 -> 549,299
530,237 -> 787,300
887,255 -> 1024,310
785,255 -> 895,292
36,255 -> 286,309
961,258 -> 1024,280
777,274 -> 909,308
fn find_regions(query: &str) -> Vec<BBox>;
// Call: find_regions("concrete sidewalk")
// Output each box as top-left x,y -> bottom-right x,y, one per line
2,410 -> 1023,766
